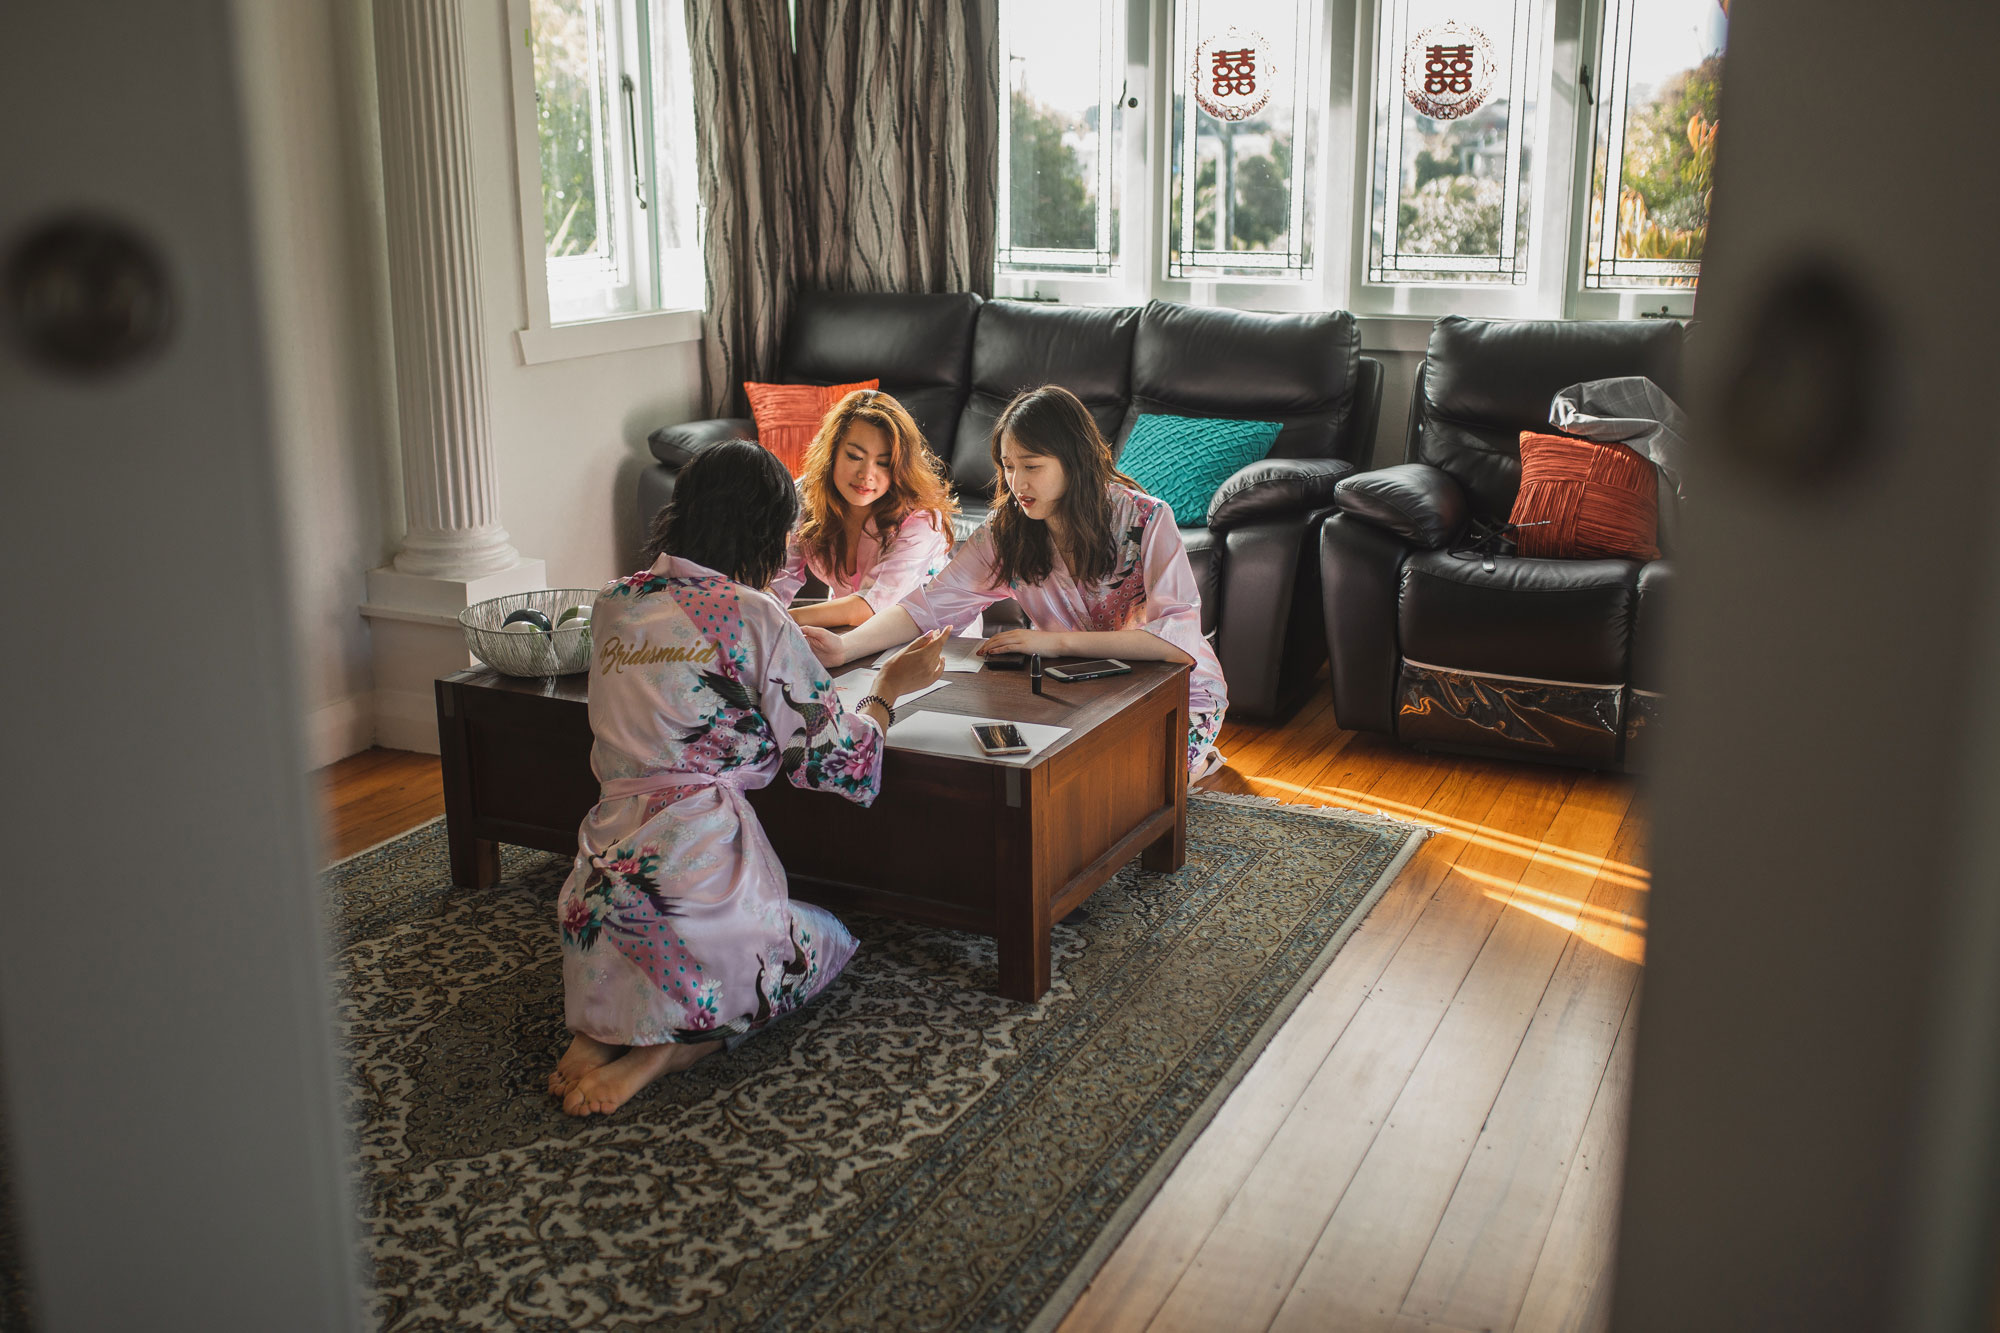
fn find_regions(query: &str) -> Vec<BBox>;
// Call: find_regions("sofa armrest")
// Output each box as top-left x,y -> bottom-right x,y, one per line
1319,512 -> 1407,736
1333,463 -> 1468,550
647,417 -> 756,468
1207,457 -> 1356,530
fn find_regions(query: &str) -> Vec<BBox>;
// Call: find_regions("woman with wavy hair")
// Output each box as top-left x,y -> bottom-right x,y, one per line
802,385 -> 1228,781
771,388 -> 957,628
549,440 -> 946,1116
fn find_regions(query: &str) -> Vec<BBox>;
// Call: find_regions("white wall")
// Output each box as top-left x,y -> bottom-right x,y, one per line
237,0 -> 400,769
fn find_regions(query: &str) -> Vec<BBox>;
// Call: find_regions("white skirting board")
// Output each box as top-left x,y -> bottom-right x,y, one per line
306,693 -> 376,769
372,686 -> 443,755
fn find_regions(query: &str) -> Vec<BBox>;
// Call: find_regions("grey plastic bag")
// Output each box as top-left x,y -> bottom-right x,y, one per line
1548,376 -> 1690,550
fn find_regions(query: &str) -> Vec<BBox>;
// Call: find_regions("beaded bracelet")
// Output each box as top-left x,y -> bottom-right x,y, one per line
856,693 -> 895,728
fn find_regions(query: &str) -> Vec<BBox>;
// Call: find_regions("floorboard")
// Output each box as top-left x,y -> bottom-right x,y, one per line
1139,770 -> 1581,1333
317,698 -> 1646,1333
1265,776 -> 1635,1333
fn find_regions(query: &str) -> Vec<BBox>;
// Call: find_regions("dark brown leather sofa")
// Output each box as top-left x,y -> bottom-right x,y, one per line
640,292 -> 1383,721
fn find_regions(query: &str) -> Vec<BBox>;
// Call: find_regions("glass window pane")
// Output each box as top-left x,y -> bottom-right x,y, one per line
997,0 -> 1120,275
532,0 -> 613,263
1367,0 -> 1540,285
1168,0 -> 1319,280
1584,0 -> 1727,289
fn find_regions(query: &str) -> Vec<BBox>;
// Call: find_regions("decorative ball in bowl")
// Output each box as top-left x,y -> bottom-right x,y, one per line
460,589 -> 598,677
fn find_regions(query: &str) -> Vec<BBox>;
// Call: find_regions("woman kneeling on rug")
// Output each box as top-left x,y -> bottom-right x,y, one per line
551,440 -> 947,1116
803,384 -> 1228,781
770,388 -> 957,627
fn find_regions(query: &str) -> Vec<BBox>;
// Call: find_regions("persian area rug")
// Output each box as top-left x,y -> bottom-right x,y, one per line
331,793 -> 1428,1332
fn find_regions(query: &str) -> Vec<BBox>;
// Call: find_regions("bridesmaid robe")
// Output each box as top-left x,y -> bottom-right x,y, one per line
898,484 -> 1227,777
557,555 -> 881,1047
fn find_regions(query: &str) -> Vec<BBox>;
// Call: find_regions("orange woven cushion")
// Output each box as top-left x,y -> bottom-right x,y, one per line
1510,432 -> 1661,560
742,378 -> 880,476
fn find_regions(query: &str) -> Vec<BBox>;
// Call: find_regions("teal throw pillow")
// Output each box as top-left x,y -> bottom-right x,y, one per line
1116,413 -> 1284,524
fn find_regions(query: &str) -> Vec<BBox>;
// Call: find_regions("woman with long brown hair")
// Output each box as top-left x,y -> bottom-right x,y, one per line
801,385 -> 1228,780
770,388 -> 957,628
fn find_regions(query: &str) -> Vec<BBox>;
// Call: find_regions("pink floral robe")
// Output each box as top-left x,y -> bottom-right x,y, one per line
899,483 -> 1228,776
557,555 -> 881,1047
769,508 -> 950,611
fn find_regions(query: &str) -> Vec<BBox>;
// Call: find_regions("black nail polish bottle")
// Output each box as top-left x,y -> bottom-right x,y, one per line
1030,652 -> 1043,695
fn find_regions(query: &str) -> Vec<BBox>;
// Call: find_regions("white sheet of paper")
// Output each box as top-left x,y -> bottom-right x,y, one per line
832,671 -> 948,713
860,635 -> 988,673
940,636 -> 987,672
884,710 -> 1070,764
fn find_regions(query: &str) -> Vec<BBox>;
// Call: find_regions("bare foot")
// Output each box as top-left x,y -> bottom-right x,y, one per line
561,1040 -> 722,1117
549,1033 -> 623,1096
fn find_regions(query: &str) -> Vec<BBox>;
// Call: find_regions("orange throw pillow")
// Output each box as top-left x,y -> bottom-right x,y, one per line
742,378 -> 880,476
1510,432 -> 1661,560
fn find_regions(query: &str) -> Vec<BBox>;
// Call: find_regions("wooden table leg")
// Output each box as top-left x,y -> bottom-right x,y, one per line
449,833 -> 501,890
435,677 -> 501,889
1142,693 -> 1189,873
995,774 -> 1052,1002
997,897 -> 1052,1002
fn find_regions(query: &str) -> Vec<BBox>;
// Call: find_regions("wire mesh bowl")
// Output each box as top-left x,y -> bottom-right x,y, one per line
459,588 -> 599,677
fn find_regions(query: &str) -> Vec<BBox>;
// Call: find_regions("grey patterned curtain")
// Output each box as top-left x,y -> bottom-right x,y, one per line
686,0 -> 804,417
685,0 -> 999,417
794,0 -> 1000,295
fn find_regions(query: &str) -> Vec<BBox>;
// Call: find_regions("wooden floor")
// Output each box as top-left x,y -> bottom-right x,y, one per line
317,693 -> 1644,1333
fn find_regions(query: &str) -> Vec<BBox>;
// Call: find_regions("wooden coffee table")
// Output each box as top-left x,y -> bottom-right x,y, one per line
434,656 -> 1189,1001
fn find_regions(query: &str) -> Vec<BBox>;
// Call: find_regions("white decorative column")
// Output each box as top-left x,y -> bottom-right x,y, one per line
361,0 -> 544,752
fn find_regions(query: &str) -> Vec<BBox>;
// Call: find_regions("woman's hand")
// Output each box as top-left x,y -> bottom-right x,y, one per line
872,628 -> 948,702
800,624 -> 849,669
977,628 -> 1067,658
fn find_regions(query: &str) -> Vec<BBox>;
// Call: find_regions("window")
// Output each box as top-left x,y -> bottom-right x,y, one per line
1583,0 -> 1726,289
996,0 -> 1125,275
1166,0 -> 1321,280
509,0 -> 701,344
1366,0 -> 1541,285
992,0 -> 1727,315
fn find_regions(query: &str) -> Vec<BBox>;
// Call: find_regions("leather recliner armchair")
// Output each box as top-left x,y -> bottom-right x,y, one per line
641,292 -> 1383,721
1318,315 -> 1685,769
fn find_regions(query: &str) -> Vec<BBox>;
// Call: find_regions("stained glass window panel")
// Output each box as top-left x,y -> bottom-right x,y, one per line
996,0 -> 1121,275
1584,0 -> 1727,289
1167,0 -> 1319,280
1367,0 -> 1540,285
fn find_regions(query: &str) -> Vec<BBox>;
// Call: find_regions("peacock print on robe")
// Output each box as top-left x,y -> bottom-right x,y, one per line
557,555 -> 882,1048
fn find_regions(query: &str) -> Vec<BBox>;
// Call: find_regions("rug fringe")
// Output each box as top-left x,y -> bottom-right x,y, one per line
1191,789 -> 1445,837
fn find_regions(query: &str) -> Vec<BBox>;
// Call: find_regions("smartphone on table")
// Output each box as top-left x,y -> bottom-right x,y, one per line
971,723 -> 1031,756
1043,658 -> 1131,683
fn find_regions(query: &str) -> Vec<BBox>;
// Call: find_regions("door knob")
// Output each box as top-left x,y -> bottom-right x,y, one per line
1717,259 -> 1882,488
3,213 -> 175,376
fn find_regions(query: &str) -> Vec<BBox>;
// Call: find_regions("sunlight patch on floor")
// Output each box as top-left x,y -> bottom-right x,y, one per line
1231,772 -> 1650,887
1481,888 -> 1648,964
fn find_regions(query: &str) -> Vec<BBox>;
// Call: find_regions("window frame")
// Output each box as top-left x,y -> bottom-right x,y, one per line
505,0 -> 703,366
